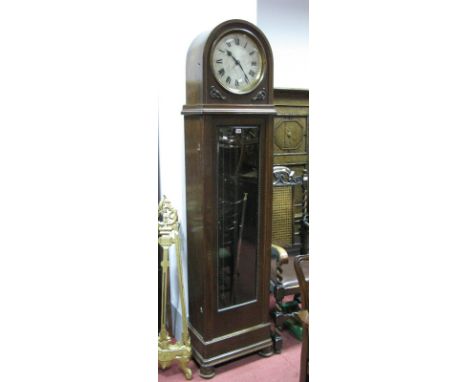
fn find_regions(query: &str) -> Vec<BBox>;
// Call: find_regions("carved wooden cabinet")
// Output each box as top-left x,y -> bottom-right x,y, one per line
182,19 -> 275,378
272,88 -> 309,256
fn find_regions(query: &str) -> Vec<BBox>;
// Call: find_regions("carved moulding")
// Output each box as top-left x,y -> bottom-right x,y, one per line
252,88 -> 267,101
209,85 -> 227,100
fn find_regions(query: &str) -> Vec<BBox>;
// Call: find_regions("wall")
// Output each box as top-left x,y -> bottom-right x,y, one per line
0,2 -> 160,380
257,0 -> 309,88
157,1 -> 257,338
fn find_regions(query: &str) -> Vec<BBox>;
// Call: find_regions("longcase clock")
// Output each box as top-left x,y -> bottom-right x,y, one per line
182,19 -> 276,378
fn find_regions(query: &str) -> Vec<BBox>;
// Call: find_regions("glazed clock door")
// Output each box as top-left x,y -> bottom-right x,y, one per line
205,113 -> 271,340
217,125 -> 260,309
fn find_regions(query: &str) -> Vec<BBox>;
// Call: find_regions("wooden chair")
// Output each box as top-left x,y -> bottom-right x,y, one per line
271,243 -> 302,313
270,166 -> 309,353
294,255 -> 309,382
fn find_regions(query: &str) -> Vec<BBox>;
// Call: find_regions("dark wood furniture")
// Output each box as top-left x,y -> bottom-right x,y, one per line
272,88 -> 309,256
270,236 -> 309,352
182,19 -> 276,378
270,88 -> 309,352
294,255 -> 309,382
297,310 -> 309,382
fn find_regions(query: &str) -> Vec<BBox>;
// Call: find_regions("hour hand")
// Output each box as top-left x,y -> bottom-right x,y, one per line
226,50 -> 240,65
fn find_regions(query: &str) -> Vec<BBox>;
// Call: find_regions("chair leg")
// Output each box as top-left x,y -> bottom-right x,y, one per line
294,293 -> 301,305
272,328 -> 283,354
272,306 -> 287,330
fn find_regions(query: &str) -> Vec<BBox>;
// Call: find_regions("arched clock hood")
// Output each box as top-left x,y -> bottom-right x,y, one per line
183,19 -> 275,114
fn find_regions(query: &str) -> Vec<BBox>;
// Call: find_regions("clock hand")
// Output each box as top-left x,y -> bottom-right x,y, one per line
226,50 -> 250,83
226,50 -> 241,67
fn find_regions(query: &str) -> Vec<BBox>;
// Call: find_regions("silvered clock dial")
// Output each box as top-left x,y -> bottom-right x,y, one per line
211,32 -> 265,94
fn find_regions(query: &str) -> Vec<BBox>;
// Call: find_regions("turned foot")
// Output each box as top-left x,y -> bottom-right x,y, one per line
199,365 -> 215,379
258,346 -> 274,357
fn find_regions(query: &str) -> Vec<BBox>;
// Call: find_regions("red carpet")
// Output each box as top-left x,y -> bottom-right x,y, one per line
158,297 -> 302,381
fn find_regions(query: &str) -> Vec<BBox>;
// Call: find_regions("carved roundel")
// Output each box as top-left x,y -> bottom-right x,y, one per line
274,120 -> 304,150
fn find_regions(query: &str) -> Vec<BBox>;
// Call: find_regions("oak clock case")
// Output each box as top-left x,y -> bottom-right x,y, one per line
182,19 -> 275,378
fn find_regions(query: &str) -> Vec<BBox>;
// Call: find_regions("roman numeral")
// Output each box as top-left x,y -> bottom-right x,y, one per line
218,68 -> 225,77
226,41 -> 232,47
216,59 -> 223,64
235,79 -> 239,87
249,51 -> 255,55
234,37 -> 240,45
249,70 -> 255,77
244,42 -> 247,48
251,61 -> 257,66
226,76 -> 231,84
218,49 -> 225,53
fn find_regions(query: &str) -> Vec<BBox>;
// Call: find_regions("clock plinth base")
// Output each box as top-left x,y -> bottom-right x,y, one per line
194,341 -> 274,379
189,323 -> 273,375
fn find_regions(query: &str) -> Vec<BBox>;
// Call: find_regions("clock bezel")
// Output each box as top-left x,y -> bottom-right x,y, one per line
209,28 -> 267,95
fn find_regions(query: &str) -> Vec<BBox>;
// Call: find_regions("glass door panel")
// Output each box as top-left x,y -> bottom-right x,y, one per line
217,126 -> 259,309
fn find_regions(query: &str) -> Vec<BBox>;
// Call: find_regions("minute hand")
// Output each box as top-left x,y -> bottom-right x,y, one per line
227,50 -> 250,82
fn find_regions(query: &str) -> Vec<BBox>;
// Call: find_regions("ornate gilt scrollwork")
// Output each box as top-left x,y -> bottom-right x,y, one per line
209,85 -> 226,100
158,196 -> 192,380
158,197 -> 179,235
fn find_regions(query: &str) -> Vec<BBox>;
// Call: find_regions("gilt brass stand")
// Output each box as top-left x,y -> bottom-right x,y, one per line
158,196 -> 192,380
